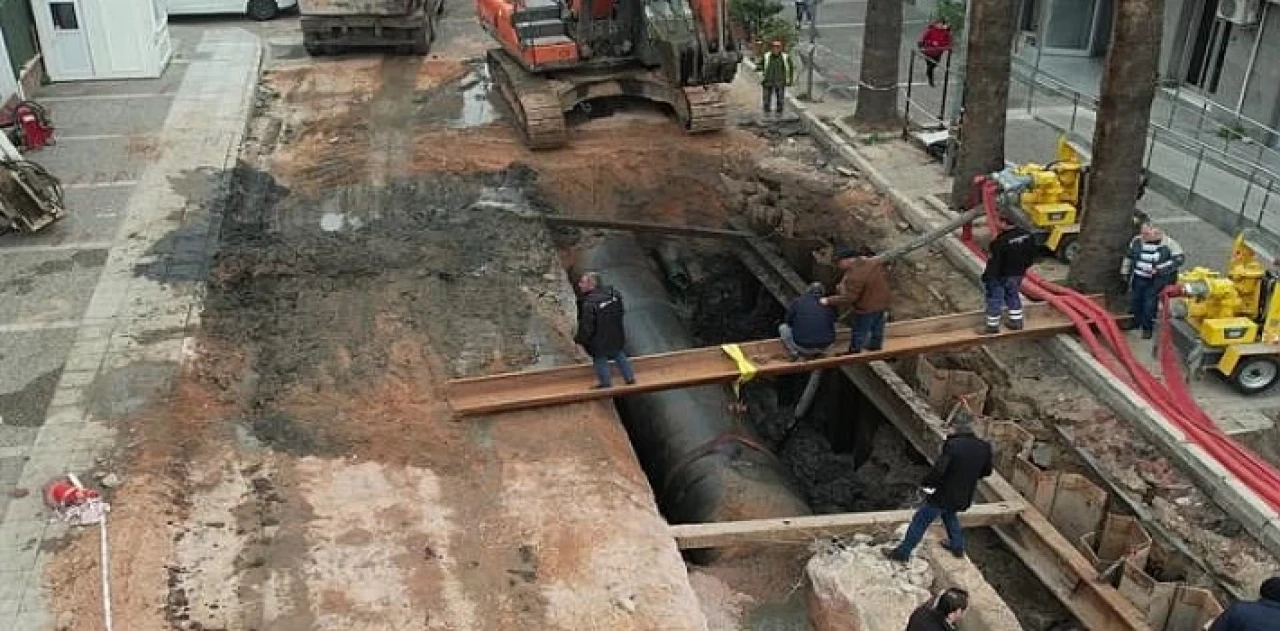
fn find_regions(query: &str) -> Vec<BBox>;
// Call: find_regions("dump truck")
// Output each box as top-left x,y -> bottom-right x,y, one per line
300,0 -> 445,56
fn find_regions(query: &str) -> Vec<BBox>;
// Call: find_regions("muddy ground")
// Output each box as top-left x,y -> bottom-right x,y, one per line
36,11 -> 1276,631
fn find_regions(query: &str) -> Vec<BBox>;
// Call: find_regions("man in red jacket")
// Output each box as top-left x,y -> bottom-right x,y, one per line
917,19 -> 952,87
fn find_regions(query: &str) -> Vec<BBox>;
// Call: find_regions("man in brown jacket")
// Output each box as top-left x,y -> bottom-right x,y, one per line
821,246 -> 891,354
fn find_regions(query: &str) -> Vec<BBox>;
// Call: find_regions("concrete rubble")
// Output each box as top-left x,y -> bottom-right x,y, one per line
806,535 -> 933,631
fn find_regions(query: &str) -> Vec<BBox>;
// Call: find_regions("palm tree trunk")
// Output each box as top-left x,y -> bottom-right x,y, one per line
851,0 -> 903,129
947,0 -> 1016,209
1067,0 -> 1164,293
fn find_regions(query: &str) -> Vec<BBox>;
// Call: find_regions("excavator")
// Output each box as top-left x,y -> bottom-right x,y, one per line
476,0 -> 740,148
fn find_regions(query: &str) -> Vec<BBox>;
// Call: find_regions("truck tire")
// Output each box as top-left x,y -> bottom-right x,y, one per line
1230,356 -> 1280,395
1056,234 -> 1080,264
247,0 -> 279,20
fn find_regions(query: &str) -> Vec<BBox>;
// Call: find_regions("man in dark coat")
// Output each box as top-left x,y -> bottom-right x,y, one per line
575,272 -> 636,389
886,411 -> 993,561
780,282 -> 837,361
1209,576 -> 1280,631
981,213 -> 1038,335
905,588 -> 970,631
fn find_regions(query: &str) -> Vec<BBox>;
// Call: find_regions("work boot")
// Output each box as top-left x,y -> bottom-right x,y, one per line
979,324 -> 1000,335
624,378 -> 636,385
591,382 -> 612,390
1005,318 -> 1024,331
843,346 -> 863,356
883,548 -> 909,563
1142,329 -> 1154,340
945,545 -> 966,559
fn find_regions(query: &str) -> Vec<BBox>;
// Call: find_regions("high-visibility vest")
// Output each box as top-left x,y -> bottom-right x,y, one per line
762,51 -> 793,83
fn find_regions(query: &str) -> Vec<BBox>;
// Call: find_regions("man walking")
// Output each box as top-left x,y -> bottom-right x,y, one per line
575,272 -> 636,389
917,19 -> 952,87
1209,576 -> 1280,630
981,214 -> 1038,335
761,40 -> 794,119
885,410 -> 992,561
905,588 -> 970,631
793,0 -> 812,28
780,282 -> 837,361
821,247 -> 890,354
1121,222 -> 1185,339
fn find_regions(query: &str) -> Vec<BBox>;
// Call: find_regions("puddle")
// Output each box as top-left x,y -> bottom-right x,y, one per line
320,212 -> 364,232
450,66 -> 498,129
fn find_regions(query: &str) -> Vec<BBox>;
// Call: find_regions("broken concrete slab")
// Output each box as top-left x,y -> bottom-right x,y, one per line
806,538 -> 932,631
919,539 -> 1022,631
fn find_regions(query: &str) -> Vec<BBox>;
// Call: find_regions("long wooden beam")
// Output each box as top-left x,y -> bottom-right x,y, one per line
669,501 -> 1025,549
543,216 -> 751,239
445,300 -> 1115,416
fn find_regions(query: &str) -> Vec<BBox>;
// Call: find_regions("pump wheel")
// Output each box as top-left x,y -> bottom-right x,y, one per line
247,0 -> 279,20
1056,235 -> 1081,264
1230,357 -> 1280,395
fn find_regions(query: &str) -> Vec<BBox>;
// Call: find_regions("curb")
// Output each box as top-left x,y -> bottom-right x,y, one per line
751,60 -> 1280,561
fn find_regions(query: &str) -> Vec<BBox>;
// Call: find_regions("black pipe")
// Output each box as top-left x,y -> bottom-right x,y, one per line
576,235 -> 810,526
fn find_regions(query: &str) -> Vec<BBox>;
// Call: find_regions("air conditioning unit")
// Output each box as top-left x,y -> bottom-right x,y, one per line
1218,0 -> 1261,24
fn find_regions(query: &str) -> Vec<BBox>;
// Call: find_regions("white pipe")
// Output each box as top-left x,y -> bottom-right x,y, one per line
1236,2 -> 1267,114
99,515 -> 114,631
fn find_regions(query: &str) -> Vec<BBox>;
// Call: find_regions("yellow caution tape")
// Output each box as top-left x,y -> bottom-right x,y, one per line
720,344 -> 758,398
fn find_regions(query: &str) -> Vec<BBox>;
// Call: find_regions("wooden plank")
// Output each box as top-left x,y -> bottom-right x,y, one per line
543,216 -> 751,239
445,300 -> 1117,416
670,501 -> 1025,549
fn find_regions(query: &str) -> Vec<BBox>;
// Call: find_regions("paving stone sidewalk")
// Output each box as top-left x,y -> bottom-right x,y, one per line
0,25 -> 261,629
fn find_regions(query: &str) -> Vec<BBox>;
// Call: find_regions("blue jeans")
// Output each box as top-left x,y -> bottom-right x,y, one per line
893,502 -> 965,557
983,275 -> 1024,328
1129,275 -> 1162,333
592,351 -> 635,387
849,311 -> 885,353
762,85 -> 786,113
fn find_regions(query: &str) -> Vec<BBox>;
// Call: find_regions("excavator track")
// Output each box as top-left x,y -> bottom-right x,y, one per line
681,86 -> 728,134
486,50 -> 568,150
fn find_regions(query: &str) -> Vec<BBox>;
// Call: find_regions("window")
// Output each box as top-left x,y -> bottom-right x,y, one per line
152,0 -> 166,27
50,2 -> 79,30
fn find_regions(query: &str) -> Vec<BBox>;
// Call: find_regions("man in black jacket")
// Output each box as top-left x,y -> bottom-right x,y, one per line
886,411 -> 993,561
779,282 -> 838,361
1209,576 -> 1280,631
575,272 -> 636,389
905,588 -> 970,631
982,214 -> 1038,335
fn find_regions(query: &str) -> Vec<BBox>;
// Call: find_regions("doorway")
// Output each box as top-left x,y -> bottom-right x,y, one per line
1184,0 -> 1231,93
44,0 -> 94,80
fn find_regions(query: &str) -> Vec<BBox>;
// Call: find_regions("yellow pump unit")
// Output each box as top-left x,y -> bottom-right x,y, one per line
1172,229 -> 1280,394
1008,137 -> 1087,261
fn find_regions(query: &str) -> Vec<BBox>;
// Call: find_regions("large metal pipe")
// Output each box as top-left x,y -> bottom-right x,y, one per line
576,234 -> 811,526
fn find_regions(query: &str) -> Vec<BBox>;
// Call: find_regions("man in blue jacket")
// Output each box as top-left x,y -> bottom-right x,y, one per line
1210,576 -> 1280,630
780,282 -> 838,361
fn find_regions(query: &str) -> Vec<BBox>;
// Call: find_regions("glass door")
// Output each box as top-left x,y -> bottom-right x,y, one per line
1042,0 -> 1102,56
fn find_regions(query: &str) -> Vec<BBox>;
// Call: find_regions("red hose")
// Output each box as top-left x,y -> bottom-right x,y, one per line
962,177 -> 1280,510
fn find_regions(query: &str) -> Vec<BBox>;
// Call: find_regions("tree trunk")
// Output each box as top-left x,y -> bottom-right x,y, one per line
1067,0 -> 1164,293
947,0 -> 1016,209
850,0 -> 903,129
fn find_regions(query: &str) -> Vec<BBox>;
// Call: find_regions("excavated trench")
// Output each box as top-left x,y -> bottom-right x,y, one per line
559,229 -> 1082,629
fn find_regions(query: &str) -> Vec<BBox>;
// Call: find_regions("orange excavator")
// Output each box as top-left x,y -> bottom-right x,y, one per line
476,0 -> 740,148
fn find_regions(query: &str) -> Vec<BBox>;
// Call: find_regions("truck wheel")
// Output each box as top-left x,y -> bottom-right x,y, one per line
1230,357 -> 1280,395
1056,235 -> 1080,264
247,0 -> 279,20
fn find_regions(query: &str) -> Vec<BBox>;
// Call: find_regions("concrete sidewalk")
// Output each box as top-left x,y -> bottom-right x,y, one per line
0,25 -> 260,629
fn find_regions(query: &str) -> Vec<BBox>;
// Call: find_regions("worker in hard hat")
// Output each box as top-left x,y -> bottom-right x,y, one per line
1121,223 -> 1185,339
821,246 -> 891,354
981,214 -> 1038,335
761,39 -> 794,119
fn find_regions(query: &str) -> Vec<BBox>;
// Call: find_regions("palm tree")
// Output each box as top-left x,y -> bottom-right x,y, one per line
851,0 -> 903,129
947,0 -> 1016,209
1068,0 -> 1164,292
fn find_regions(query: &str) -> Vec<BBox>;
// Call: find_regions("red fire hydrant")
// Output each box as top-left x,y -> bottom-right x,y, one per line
15,102 -> 54,151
